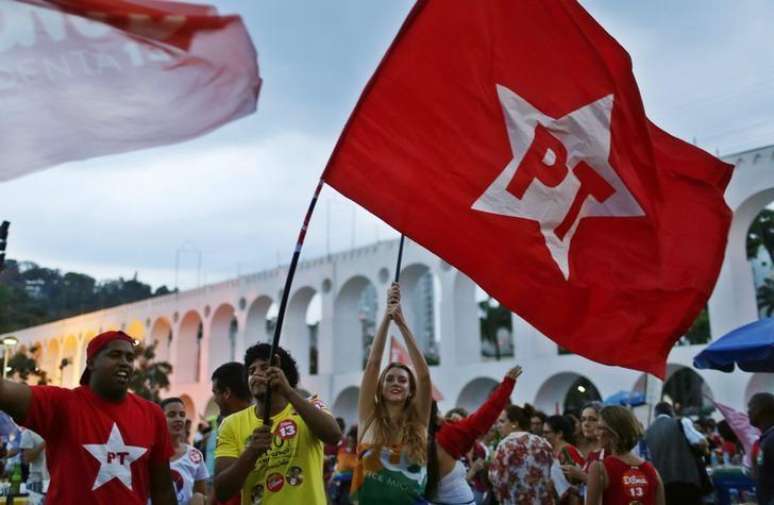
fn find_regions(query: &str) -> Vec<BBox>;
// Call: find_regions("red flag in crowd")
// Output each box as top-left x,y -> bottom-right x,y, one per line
324,0 -> 733,377
390,336 -> 443,401
0,0 -> 261,182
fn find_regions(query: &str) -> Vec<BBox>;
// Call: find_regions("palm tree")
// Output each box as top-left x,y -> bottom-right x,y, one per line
747,209 -> 774,260
757,278 -> 774,317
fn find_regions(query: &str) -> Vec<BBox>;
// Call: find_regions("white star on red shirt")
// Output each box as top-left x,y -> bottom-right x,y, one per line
82,422 -> 148,491
472,84 -> 644,279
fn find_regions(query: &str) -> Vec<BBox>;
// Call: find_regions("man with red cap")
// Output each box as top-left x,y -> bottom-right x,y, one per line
0,330 -> 176,504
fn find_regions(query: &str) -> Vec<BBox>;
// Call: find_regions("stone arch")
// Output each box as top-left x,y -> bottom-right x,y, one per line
125,320 -> 145,341
332,386 -> 360,427
457,377 -> 500,413
285,286 -> 317,377
208,304 -> 237,377
745,373 -> 774,405
744,201 -> 774,320
333,275 -> 378,373
711,187 -> 774,337
453,273 -> 481,364
61,335 -> 79,387
661,365 -> 714,415
150,318 -> 173,363
245,295 -> 274,347
399,263 -> 441,365
177,311 -> 203,384
534,372 -> 602,415
474,283 -> 514,360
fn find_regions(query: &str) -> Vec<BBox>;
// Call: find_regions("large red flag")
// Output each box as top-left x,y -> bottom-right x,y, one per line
324,0 -> 733,377
0,0 -> 261,182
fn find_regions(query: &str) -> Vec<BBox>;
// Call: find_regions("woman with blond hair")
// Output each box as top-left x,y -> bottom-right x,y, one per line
586,406 -> 665,505
351,282 -> 432,504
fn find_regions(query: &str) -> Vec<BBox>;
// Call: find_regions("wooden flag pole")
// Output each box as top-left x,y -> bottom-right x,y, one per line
394,234 -> 406,283
262,180 -> 324,425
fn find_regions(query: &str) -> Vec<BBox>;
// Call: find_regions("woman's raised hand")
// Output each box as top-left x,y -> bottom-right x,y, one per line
386,282 -> 403,320
506,365 -> 523,381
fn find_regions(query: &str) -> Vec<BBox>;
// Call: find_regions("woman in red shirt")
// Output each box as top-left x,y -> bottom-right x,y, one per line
586,406 -> 665,505
544,415 -> 584,504
544,415 -> 585,466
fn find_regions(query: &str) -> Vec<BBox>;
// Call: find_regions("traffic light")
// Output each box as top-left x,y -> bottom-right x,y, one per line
0,221 -> 9,272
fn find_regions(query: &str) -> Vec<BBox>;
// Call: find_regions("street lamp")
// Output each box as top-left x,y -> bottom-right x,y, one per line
2,335 -> 18,379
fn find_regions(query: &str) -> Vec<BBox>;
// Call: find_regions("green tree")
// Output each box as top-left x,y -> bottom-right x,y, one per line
478,297 -> 513,359
684,307 -> 711,345
747,208 -> 774,260
757,279 -> 774,317
6,344 -> 49,385
0,258 -> 169,334
129,341 -> 173,403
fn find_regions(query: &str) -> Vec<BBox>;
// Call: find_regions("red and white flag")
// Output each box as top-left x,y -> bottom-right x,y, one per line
324,0 -> 733,377
390,336 -> 443,401
0,0 -> 261,182
713,400 -> 760,468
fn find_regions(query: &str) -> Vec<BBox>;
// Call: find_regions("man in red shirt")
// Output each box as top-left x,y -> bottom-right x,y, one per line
0,330 -> 176,504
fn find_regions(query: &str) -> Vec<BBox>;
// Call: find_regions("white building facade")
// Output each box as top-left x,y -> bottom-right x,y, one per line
3,145 -> 774,423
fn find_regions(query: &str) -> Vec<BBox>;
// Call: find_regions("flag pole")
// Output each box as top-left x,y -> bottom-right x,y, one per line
263,180 -> 324,425
394,234 -> 406,283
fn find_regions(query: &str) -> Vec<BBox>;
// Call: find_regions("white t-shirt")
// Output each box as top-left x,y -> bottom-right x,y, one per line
19,429 -> 47,483
170,444 -> 209,505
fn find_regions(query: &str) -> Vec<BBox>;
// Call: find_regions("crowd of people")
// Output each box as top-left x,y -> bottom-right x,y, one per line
0,282 -> 770,505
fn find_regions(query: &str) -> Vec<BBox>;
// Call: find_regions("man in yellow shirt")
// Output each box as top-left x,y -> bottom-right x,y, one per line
214,343 -> 342,505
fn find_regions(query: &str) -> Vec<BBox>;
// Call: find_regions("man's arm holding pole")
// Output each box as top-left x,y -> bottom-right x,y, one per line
265,360 -> 342,445
214,426 -> 272,502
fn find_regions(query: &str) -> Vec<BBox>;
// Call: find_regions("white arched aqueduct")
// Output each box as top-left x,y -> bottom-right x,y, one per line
4,146 -> 773,421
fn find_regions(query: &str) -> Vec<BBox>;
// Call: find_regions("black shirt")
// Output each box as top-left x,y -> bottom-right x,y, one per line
757,426 -> 774,505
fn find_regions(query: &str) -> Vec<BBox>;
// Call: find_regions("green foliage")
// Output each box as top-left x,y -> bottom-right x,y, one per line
684,307 -> 711,345
0,259 -> 174,334
6,344 -> 49,385
757,278 -> 774,317
478,297 -> 513,359
128,340 -> 173,403
747,209 -> 774,260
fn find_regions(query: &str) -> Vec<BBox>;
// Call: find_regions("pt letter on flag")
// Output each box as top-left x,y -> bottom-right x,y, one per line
473,87 -> 644,279
0,0 -> 262,182
323,0 -> 733,377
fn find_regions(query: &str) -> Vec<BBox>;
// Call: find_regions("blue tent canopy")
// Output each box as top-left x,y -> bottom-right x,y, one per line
693,317 -> 774,372
604,390 -> 646,407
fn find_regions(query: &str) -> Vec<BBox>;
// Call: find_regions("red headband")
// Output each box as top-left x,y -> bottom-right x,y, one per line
79,331 -> 135,386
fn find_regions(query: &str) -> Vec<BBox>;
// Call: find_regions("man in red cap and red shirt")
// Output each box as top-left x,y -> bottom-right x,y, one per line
0,330 -> 176,504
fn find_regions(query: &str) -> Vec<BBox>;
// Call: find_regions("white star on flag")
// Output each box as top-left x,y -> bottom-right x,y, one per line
83,422 -> 148,491
472,84 -> 644,279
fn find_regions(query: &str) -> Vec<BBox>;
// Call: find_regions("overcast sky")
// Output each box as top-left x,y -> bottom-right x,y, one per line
1,0 -> 773,290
